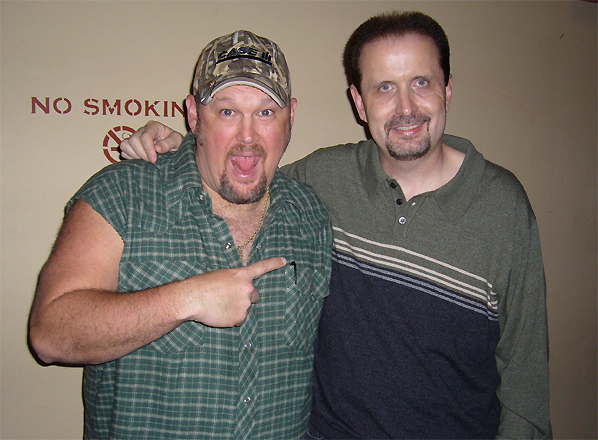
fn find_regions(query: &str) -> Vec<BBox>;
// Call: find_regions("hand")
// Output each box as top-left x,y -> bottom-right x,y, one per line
186,257 -> 287,327
120,121 -> 184,163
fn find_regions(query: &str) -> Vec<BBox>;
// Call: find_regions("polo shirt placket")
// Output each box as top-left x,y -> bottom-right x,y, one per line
386,178 -> 428,237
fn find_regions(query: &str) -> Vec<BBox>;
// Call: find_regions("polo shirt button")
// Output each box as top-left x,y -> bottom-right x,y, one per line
398,217 -> 407,224
225,242 -> 233,249
396,198 -> 403,205
243,396 -> 252,404
390,182 -> 397,189
244,342 -> 253,349
199,194 -> 204,201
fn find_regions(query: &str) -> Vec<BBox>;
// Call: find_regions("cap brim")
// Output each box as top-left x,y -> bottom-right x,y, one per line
200,76 -> 287,108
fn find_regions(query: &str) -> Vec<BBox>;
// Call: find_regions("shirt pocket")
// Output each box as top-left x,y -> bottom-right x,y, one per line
149,321 -> 205,354
284,261 -> 328,351
119,259 -> 208,353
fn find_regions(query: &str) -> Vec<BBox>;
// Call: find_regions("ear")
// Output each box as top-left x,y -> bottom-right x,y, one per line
445,75 -> 453,113
185,94 -> 199,132
288,97 -> 298,127
349,85 -> 367,123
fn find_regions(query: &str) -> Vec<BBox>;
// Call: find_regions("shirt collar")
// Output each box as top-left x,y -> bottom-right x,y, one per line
163,132 -> 204,209
362,139 -> 392,200
433,134 -> 486,221
268,170 -> 304,225
362,135 -> 486,221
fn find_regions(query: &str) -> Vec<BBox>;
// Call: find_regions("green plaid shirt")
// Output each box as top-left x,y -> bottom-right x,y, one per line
69,133 -> 332,440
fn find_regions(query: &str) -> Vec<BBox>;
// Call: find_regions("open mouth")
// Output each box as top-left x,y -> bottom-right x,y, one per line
230,155 -> 261,174
226,143 -> 267,178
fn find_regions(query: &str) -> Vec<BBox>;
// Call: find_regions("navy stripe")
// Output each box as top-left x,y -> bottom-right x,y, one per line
332,248 -> 498,321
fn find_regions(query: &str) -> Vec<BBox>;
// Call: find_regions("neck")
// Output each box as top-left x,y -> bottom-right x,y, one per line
203,183 -> 271,265
380,142 -> 465,201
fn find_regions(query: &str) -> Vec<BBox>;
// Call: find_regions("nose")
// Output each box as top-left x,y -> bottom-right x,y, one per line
395,89 -> 418,116
236,117 -> 259,145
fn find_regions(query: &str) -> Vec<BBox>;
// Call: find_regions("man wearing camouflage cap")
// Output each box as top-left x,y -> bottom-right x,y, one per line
29,30 -> 332,439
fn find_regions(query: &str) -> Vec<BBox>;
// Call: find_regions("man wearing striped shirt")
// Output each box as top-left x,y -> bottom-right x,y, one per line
121,11 -> 551,440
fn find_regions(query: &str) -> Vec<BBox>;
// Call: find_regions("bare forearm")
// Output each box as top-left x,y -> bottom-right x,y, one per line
30,283 -> 187,365
30,257 -> 285,365
29,200 -> 285,365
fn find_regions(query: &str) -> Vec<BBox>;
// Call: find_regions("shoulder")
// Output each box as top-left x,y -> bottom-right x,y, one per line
67,155 -> 178,232
84,131 -> 194,188
282,140 -> 375,185
445,134 -> 531,206
305,140 -> 371,160
483,161 -> 537,225
275,171 -> 328,214
481,160 -> 530,203
442,134 -> 536,225
273,171 -> 331,237
74,159 -> 164,202
287,140 -> 372,169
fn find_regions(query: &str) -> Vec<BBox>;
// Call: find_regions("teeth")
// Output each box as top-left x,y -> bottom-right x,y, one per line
395,124 -> 421,131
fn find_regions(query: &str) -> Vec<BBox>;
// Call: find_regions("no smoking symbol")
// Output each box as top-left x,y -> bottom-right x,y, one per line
103,126 -> 135,163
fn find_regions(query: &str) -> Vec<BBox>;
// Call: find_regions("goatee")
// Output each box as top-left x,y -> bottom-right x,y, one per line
219,144 -> 268,204
384,114 -> 432,162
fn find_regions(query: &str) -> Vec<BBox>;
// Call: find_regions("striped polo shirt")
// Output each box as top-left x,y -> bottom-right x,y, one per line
283,135 -> 550,439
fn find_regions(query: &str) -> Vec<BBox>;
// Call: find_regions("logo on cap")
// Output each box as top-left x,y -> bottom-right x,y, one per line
217,46 -> 272,65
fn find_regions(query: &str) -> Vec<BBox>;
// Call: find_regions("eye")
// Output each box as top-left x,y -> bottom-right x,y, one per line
220,109 -> 234,117
379,83 -> 393,92
415,78 -> 429,87
259,109 -> 274,117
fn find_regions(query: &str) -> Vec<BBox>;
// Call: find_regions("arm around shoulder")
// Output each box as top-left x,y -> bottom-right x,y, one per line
119,121 -> 183,162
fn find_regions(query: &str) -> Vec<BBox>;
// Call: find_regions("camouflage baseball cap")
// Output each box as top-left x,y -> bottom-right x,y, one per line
192,30 -> 291,107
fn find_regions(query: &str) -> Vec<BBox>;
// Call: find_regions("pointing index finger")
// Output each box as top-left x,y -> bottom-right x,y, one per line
245,257 -> 287,280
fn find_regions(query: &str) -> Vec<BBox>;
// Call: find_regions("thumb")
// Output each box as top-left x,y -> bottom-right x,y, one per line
244,257 -> 287,280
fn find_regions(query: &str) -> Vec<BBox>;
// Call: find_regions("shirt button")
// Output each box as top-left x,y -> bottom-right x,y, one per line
396,198 -> 403,205
225,242 -> 233,249
243,396 -> 252,404
255,244 -> 261,250
389,182 -> 397,189
244,342 -> 253,349
398,217 -> 407,224
199,194 -> 204,201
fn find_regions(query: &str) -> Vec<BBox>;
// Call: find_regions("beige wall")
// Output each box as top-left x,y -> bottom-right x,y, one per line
1,1 -> 596,438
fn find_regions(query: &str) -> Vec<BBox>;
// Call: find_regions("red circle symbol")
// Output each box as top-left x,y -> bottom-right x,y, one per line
103,126 -> 136,163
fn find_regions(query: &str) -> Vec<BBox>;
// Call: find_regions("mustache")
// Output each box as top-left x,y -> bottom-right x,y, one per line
225,143 -> 267,159
384,114 -> 431,134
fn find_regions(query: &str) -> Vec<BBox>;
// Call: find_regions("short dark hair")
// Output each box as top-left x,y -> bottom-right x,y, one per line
343,11 -> 450,93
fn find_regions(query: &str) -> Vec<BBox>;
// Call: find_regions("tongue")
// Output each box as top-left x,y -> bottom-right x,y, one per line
231,156 -> 260,173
